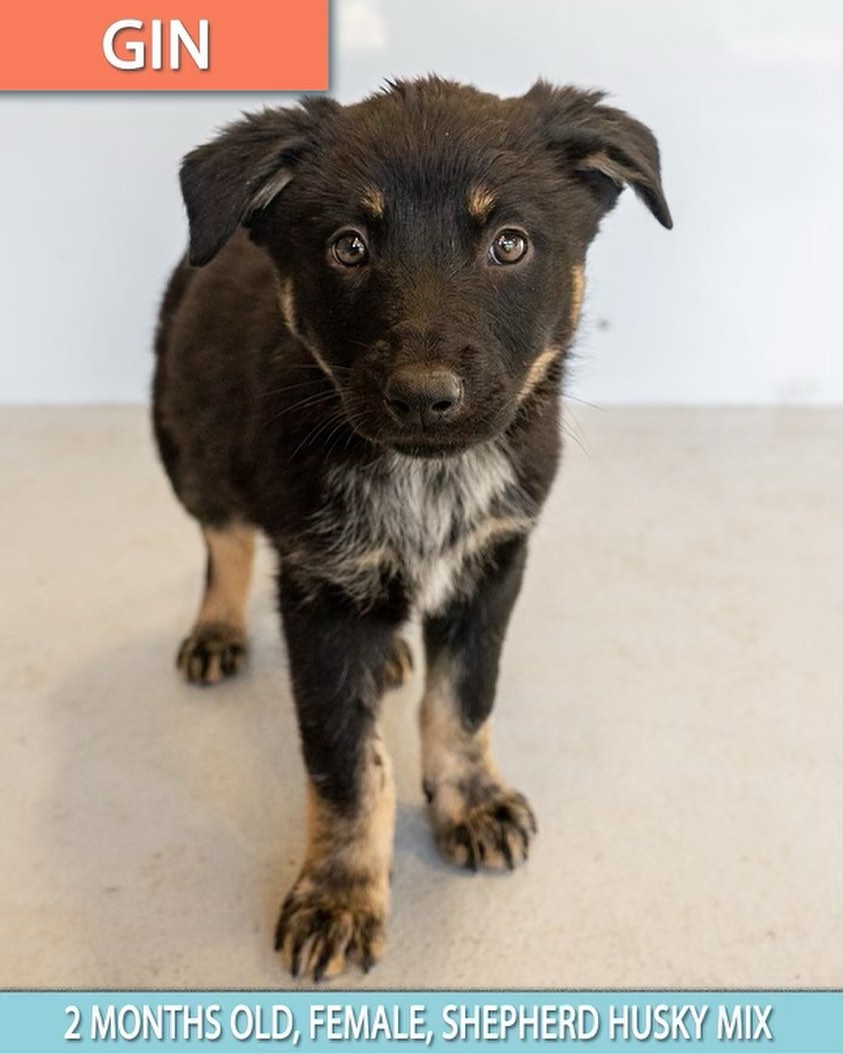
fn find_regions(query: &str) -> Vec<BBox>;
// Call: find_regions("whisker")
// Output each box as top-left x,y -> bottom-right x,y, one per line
287,406 -> 349,460
259,378 -> 328,399
560,403 -> 591,457
322,416 -> 352,457
563,392 -> 604,412
268,359 -> 353,384
262,390 -> 341,429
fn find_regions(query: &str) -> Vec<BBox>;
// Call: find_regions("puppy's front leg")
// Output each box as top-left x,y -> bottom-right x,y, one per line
422,535 -> 537,871
274,568 -> 405,981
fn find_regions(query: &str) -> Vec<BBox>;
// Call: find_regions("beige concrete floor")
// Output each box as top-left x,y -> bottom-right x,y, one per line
0,405 -> 840,989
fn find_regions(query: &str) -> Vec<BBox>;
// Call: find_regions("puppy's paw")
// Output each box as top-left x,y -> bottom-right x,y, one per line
177,621 -> 247,685
382,636 -> 413,692
274,873 -> 387,981
430,784 -> 537,872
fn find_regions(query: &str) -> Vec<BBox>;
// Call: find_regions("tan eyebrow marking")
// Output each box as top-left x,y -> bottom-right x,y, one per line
361,185 -> 385,218
467,184 -> 495,221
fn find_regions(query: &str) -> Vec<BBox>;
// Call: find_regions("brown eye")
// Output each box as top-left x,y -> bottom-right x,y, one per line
489,228 -> 529,265
331,230 -> 369,267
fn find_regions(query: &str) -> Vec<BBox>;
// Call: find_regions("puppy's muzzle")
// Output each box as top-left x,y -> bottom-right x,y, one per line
384,365 -> 464,430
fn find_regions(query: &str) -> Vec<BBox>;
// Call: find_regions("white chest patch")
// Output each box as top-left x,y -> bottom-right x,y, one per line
301,444 -> 535,613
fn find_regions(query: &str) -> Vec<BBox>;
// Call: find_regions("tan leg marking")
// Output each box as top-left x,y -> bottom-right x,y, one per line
276,734 -> 395,981
420,659 -> 536,871
382,635 -> 414,692
177,524 -> 255,685
196,525 -> 255,630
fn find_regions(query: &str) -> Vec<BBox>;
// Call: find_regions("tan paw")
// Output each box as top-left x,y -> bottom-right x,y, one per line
176,621 -> 247,685
274,873 -> 387,981
430,784 -> 537,872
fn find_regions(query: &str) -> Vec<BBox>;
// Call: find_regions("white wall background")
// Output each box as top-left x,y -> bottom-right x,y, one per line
0,0 -> 841,405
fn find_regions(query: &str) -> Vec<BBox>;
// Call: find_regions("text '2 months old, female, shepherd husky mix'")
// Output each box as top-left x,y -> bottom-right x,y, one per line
152,76 -> 671,980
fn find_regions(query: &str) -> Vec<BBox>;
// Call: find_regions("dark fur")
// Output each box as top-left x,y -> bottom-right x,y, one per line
152,76 -> 670,978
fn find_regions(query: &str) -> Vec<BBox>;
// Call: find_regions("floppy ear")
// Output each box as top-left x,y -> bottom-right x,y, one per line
524,81 -> 672,229
179,97 -> 340,266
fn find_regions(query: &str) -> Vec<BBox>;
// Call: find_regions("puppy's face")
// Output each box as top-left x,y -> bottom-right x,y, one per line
263,97 -> 589,457
181,79 -> 671,456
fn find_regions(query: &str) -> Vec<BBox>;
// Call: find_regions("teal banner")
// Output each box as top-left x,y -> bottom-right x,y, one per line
0,991 -> 839,1053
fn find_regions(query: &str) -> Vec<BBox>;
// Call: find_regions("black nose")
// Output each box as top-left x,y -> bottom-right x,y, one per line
384,366 -> 464,428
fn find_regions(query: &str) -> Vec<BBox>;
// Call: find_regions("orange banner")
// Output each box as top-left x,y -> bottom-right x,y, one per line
0,1 -> 328,90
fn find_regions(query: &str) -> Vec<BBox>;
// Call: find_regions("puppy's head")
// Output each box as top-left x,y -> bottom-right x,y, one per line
181,78 -> 671,457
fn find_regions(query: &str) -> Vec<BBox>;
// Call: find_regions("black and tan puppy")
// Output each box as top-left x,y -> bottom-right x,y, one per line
152,77 -> 671,980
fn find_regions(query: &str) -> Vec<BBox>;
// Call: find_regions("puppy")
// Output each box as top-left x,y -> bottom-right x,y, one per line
152,77 -> 671,980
